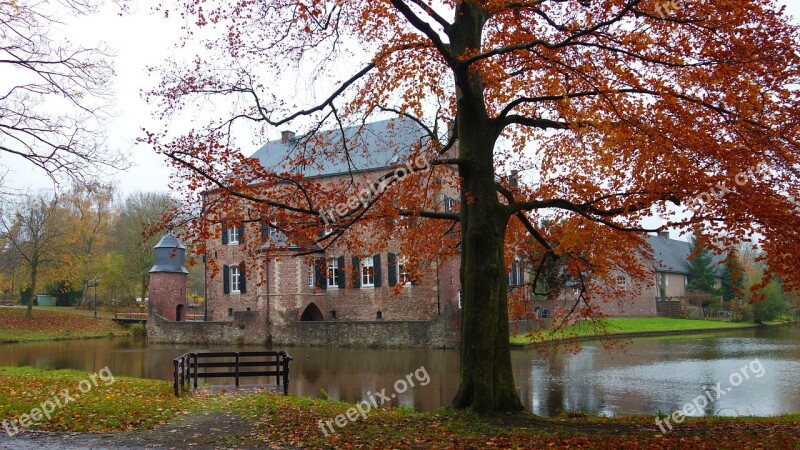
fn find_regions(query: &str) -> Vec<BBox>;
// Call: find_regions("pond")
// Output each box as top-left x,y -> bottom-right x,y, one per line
1,324 -> 798,417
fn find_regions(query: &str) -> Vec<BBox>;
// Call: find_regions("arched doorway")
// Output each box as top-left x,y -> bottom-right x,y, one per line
300,303 -> 324,321
176,304 -> 185,322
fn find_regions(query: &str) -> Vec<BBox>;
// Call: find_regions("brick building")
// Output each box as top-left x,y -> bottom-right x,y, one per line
204,118 -> 468,347
543,232 -> 724,318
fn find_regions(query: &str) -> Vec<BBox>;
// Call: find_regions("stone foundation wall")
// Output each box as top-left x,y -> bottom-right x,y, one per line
270,316 -> 459,348
146,311 -> 268,345
148,308 -> 460,348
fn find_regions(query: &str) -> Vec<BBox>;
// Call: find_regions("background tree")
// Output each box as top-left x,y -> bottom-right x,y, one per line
0,233 -> 22,301
0,194 -> 69,316
721,249 -> 745,304
686,234 -> 721,316
61,183 -> 116,306
0,0 -> 126,187
744,267 -> 788,323
97,251 -> 129,303
687,235 -> 719,295
112,192 -> 175,302
146,0 -> 800,413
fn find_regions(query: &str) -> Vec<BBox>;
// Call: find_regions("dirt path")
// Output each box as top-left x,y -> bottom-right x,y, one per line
0,411 -> 297,450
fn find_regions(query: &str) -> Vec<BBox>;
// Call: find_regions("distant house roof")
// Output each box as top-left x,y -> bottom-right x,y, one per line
250,117 -> 430,178
646,235 -> 724,276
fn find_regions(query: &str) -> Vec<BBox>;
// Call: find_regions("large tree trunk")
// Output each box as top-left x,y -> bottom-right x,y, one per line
449,5 -> 523,410
452,202 -> 522,412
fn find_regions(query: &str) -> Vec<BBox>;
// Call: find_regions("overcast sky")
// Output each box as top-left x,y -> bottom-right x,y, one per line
3,1 -> 800,199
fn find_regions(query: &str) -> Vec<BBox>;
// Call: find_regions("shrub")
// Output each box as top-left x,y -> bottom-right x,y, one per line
130,323 -> 146,336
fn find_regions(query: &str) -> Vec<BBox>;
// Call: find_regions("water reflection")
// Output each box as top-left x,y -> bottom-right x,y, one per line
0,325 -> 798,416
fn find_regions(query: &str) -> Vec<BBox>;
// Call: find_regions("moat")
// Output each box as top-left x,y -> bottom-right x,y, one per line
1,324 -> 798,417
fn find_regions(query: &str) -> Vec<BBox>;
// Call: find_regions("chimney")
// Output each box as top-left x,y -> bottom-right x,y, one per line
510,170 -> 519,188
658,231 -> 670,239
281,130 -> 295,144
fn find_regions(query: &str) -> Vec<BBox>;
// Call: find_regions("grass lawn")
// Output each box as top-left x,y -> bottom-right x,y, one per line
510,317 -> 762,345
0,307 -> 131,343
0,367 -> 797,449
0,367 -> 182,432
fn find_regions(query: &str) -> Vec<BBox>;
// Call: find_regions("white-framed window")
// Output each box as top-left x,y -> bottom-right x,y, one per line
326,258 -> 339,288
397,255 -> 411,285
361,257 -> 375,287
230,266 -> 241,293
509,259 -> 525,286
616,275 -> 627,287
308,260 -> 315,288
444,196 -> 457,212
227,226 -> 239,245
267,222 -> 278,241
684,275 -> 689,286
664,275 -> 669,286
458,290 -> 463,309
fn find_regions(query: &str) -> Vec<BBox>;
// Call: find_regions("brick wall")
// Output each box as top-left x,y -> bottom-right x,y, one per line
206,225 -> 264,322
149,272 -> 188,321
201,164 -> 464,347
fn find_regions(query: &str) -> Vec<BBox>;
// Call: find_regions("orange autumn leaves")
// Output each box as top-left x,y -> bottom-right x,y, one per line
148,0 -> 800,293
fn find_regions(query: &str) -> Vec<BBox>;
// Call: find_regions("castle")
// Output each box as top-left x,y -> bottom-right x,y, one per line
148,118 -> 465,347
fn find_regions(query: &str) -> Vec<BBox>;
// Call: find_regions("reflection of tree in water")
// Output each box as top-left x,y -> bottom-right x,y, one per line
546,352 -> 567,416
698,379 -> 719,416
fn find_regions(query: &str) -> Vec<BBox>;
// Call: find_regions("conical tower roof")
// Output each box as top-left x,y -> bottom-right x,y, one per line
149,229 -> 189,274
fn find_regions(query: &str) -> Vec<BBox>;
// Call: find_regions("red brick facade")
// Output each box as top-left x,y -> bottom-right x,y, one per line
149,272 -> 188,321
205,223 -> 464,342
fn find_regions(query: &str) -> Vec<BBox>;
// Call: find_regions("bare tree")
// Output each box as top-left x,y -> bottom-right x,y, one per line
111,191 -> 175,302
0,193 -> 69,317
0,0 -> 126,186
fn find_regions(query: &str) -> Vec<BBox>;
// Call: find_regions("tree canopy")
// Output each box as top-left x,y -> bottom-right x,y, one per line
145,0 -> 800,412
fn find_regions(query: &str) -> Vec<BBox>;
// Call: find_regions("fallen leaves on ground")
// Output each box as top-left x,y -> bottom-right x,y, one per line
1,367 -> 798,449
0,308 -> 130,343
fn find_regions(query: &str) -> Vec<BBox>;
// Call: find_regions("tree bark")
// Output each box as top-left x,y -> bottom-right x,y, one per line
449,3 -> 523,411
452,200 -> 523,412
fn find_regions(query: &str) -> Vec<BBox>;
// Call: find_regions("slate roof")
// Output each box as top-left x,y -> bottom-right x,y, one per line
150,231 -> 189,274
250,117 -> 430,178
250,117 -> 431,252
646,235 -> 724,276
